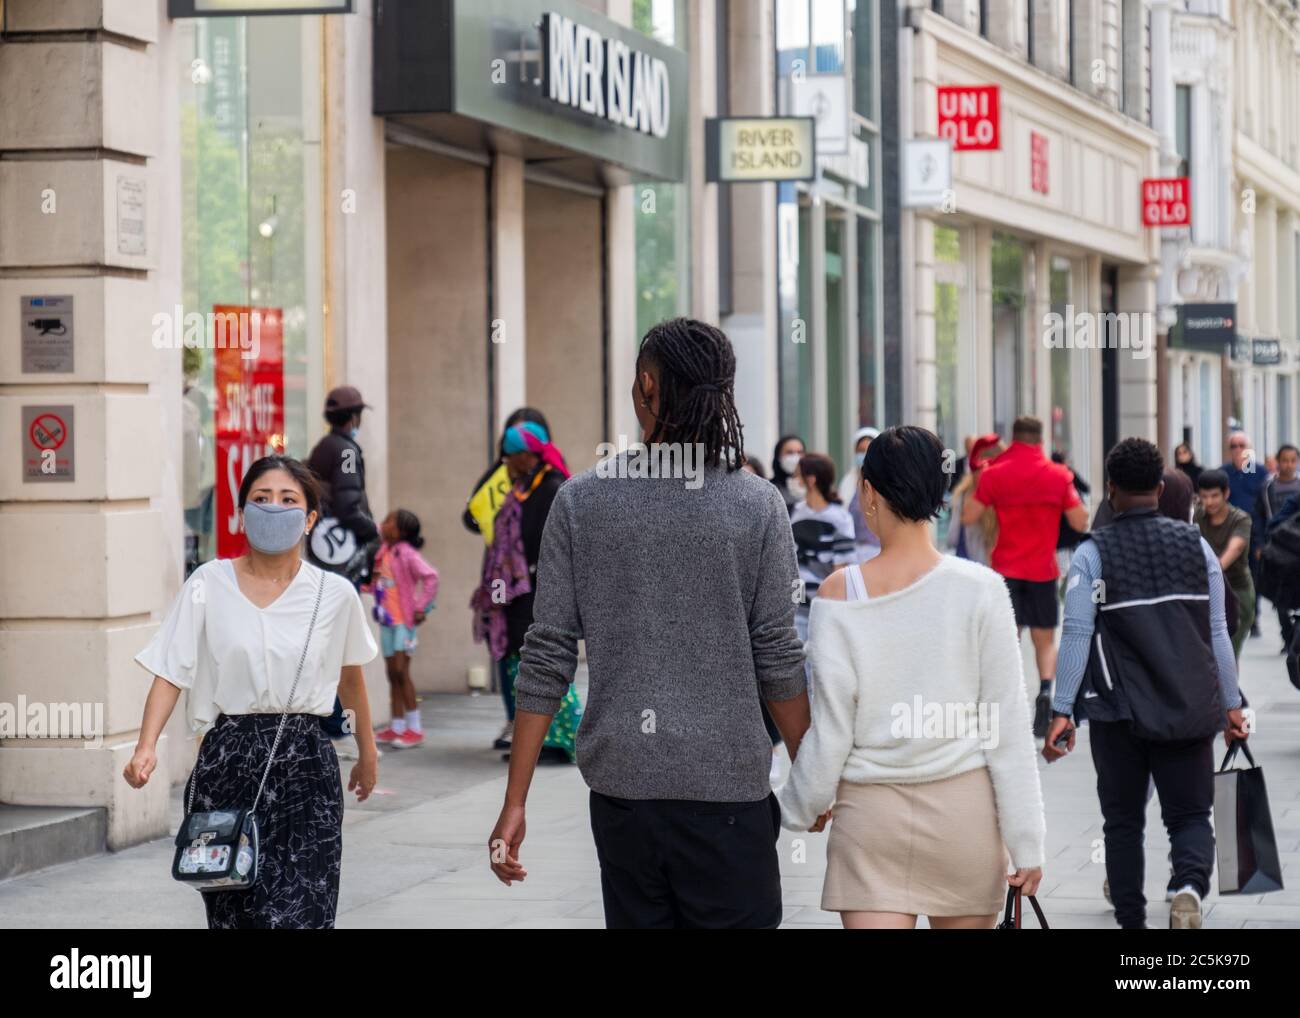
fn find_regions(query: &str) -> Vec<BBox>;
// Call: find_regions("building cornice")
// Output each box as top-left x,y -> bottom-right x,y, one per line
915,9 -> 1160,152
1235,133 -> 1300,213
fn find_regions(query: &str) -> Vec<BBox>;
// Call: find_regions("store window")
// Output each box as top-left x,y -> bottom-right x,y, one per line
1199,359 -> 1214,463
934,226 -> 964,455
1278,374 -> 1293,445
1201,353 -> 1211,457
178,15 -> 324,574
991,233 -> 1029,438
634,0 -> 690,340
1049,255 -> 1073,458
1175,84 -> 1192,179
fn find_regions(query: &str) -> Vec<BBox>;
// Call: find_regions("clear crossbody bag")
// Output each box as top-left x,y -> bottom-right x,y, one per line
172,575 -> 324,892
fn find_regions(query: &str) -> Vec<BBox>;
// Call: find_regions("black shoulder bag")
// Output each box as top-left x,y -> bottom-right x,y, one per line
172,574 -> 325,892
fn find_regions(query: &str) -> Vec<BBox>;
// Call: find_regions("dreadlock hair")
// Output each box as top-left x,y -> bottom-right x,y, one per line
636,317 -> 745,470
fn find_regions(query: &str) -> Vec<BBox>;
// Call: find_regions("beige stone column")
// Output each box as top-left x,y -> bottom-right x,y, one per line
973,225 -> 995,435
0,0 -> 174,848
324,0 -> 389,515
688,0 -> 719,324
491,153 -> 528,432
914,216 -> 939,435
724,0 -> 780,462
1117,263 -> 1159,443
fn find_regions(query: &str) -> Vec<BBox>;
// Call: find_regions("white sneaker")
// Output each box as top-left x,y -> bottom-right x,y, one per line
333,734 -> 360,760
1169,886 -> 1202,929
492,721 -> 514,750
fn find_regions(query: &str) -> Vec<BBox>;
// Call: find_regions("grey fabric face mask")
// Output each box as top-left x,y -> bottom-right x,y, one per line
242,501 -> 306,553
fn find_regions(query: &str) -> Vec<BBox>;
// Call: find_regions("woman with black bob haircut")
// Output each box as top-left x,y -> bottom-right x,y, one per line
126,453 -> 380,928
778,425 -> 1046,929
859,425 -> 948,522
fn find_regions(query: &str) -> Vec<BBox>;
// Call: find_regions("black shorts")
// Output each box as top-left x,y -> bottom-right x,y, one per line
589,790 -> 783,929
1004,577 -> 1059,629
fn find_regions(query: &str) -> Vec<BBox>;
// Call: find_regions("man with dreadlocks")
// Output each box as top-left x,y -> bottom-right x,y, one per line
487,317 -> 811,928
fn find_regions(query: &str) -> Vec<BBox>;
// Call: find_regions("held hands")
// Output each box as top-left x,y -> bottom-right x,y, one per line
1007,867 -> 1043,897
413,610 -> 427,625
122,745 -> 157,788
808,809 -> 832,833
1224,708 -> 1251,746
1041,716 -> 1075,763
348,755 -> 377,802
489,803 -> 528,885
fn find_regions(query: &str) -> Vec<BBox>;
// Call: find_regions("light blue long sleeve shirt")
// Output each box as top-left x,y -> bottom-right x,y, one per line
1054,538 -> 1241,715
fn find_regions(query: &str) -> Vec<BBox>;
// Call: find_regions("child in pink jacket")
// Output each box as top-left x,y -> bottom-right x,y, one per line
367,509 -> 438,748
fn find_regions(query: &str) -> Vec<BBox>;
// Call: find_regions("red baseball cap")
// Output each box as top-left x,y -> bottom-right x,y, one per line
969,433 -> 1002,467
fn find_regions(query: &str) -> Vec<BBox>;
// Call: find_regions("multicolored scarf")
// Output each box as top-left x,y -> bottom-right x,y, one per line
503,422 -> 570,479
469,489 -> 531,660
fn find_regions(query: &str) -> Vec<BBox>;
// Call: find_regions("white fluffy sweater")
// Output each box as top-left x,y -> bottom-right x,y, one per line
777,556 -> 1047,868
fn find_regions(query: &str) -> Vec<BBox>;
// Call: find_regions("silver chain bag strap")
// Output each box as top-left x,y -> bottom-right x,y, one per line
172,570 -> 326,892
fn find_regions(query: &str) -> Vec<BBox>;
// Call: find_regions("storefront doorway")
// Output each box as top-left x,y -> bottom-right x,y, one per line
524,180 -> 606,472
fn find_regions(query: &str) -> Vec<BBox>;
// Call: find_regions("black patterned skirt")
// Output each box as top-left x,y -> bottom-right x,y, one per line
184,713 -> 344,929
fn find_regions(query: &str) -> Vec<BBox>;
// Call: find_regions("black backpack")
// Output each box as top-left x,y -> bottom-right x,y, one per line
1258,513 -> 1300,610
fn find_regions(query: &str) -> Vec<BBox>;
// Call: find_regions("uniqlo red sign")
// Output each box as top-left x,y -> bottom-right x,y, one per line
214,305 -> 285,559
1142,177 -> 1191,227
937,85 -> 1000,151
1030,131 -> 1049,194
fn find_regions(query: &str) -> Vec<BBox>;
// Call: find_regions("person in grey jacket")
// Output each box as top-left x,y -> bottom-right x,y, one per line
486,317 -> 811,929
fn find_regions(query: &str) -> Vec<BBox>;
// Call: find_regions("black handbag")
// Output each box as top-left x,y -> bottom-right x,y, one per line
1214,739 -> 1284,895
1285,613 -> 1300,692
172,574 -> 324,892
997,886 -> 1050,929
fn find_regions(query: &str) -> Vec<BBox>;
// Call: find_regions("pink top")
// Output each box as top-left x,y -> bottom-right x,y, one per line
368,541 -> 438,627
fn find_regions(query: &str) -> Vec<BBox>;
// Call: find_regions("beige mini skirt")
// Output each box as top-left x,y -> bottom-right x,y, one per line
822,766 -> 1009,917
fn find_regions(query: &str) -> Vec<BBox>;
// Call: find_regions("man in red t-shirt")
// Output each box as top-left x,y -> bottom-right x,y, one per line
962,416 -> 1090,737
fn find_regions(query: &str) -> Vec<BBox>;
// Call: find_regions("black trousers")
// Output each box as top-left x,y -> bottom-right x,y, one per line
1089,721 -> 1214,929
1278,604 -> 1296,645
589,791 -> 783,929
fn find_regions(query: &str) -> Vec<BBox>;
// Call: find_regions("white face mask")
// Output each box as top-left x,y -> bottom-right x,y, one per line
788,478 -> 807,500
780,453 -> 802,476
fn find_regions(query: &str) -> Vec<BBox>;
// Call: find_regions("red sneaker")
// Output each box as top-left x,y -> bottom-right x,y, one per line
393,729 -> 425,749
375,726 -> 401,744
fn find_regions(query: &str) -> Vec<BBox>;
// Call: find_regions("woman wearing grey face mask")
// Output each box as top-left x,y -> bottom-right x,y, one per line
125,455 -> 379,929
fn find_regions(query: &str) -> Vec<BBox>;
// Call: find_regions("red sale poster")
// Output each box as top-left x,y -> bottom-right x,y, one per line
213,305 -> 285,559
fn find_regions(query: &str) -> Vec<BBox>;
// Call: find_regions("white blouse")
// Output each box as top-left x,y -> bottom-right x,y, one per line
135,558 -> 378,733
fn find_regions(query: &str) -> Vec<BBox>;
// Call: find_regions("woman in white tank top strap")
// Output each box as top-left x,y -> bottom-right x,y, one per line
776,426 -> 1046,929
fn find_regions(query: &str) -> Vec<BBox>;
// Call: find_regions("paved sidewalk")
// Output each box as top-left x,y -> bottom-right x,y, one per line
1,616 -> 1297,929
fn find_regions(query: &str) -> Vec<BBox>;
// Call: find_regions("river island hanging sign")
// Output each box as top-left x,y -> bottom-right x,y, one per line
705,117 -> 816,183
542,12 -> 670,139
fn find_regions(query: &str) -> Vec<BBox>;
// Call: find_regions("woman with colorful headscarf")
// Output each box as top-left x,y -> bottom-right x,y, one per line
469,420 -> 580,764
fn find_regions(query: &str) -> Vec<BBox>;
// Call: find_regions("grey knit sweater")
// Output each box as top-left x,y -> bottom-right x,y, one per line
514,458 -> 806,802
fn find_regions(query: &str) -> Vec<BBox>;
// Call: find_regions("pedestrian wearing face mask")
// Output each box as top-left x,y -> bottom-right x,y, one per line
126,455 -> 379,929
840,427 -> 883,562
306,386 -> 380,759
772,435 -> 807,514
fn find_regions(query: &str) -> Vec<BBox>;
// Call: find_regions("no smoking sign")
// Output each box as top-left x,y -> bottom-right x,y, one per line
22,405 -> 75,482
